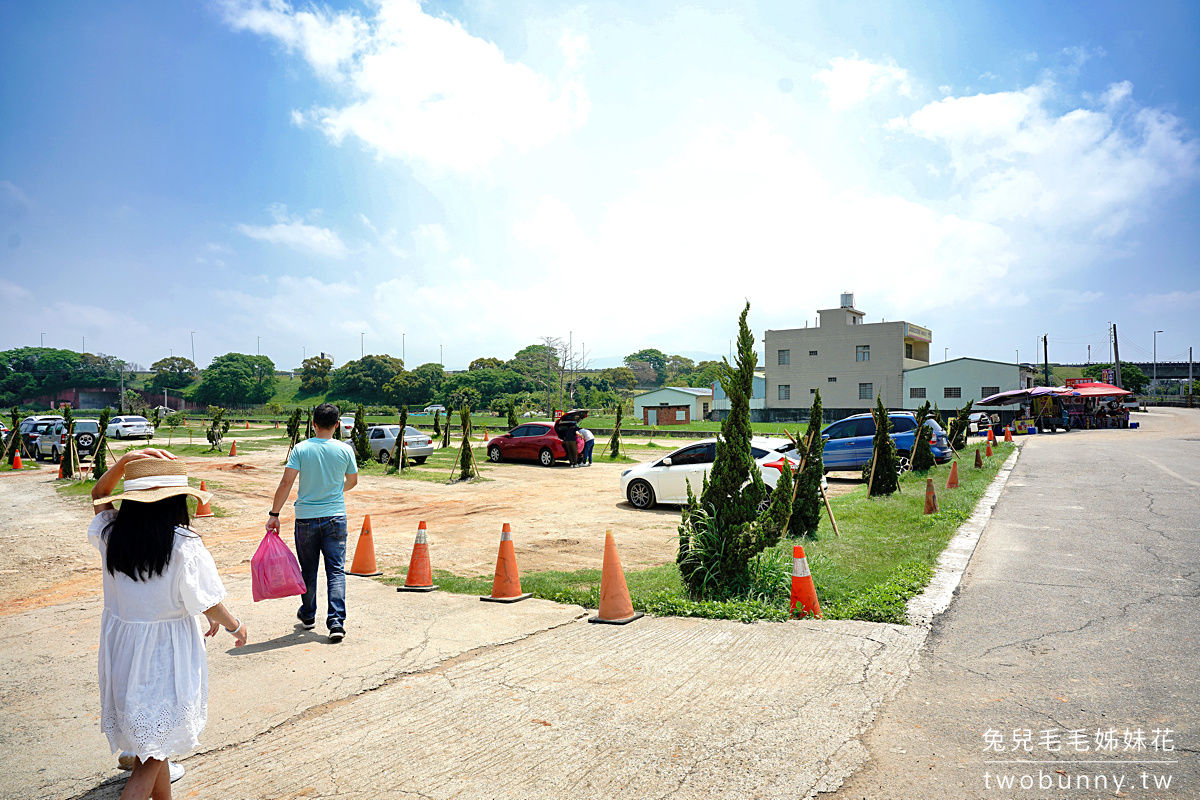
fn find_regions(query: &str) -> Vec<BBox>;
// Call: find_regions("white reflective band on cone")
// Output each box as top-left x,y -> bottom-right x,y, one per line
792,557 -> 811,578
415,530 -> 427,544
500,530 -> 512,541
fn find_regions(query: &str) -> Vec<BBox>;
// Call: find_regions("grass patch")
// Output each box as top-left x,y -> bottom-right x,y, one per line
122,436 -> 291,457
378,443 -> 1016,624
54,477 -> 228,517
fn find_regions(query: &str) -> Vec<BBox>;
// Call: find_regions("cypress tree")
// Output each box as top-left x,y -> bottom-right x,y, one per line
351,404 -> 371,465
441,411 -> 451,448
305,408 -> 315,440
93,408 -> 110,475
608,404 -> 623,459
389,406 -> 409,473
789,389 -> 824,538
60,405 -> 79,478
677,302 -> 794,598
432,409 -> 441,438
865,396 -> 899,496
947,401 -> 973,451
458,406 -> 474,480
4,406 -> 22,467
910,400 -> 936,472
507,402 -> 518,430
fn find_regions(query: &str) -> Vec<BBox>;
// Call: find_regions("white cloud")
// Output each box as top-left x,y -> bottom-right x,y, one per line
889,81 -> 1198,235
814,56 -> 912,111
237,210 -> 349,258
1136,289 -> 1200,313
223,0 -> 589,171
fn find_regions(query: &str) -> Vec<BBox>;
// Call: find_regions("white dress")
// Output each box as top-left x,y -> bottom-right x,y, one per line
89,510 -> 227,760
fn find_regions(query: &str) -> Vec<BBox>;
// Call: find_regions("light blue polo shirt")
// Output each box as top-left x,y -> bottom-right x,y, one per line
286,437 -> 358,519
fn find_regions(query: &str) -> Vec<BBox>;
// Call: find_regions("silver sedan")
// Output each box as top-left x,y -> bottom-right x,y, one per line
367,425 -> 434,465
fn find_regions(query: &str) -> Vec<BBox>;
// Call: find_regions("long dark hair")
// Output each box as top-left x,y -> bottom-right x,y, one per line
103,495 -> 193,581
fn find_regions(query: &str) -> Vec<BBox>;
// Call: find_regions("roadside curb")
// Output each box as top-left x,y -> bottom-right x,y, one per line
905,445 -> 1022,627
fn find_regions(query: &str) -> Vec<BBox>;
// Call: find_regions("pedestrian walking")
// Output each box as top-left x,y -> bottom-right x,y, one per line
580,425 -> 595,466
90,449 -> 247,799
267,403 -> 358,641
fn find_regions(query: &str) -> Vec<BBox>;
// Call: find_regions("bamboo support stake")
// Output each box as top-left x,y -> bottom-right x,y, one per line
819,484 -> 841,537
866,446 -> 880,497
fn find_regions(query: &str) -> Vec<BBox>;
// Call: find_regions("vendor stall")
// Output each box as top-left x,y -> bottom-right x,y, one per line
979,382 -> 1134,432
1060,381 -> 1133,430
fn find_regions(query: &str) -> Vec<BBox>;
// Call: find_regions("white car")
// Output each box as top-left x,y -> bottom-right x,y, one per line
339,416 -> 356,437
620,436 -> 799,510
367,425 -> 434,465
107,415 -> 154,440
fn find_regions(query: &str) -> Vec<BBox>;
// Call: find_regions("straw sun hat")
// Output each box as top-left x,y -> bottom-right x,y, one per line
92,458 -> 213,506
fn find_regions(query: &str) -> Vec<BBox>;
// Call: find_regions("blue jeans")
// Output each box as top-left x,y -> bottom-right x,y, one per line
582,439 -> 595,464
294,515 -> 347,628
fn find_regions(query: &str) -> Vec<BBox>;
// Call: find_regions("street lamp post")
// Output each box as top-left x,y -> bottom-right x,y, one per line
257,336 -> 261,355
361,332 -> 364,359
40,332 -> 45,347
82,336 -> 86,354
1153,330 -> 1164,398
402,333 -> 405,367
190,332 -> 195,365
943,347 -> 948,362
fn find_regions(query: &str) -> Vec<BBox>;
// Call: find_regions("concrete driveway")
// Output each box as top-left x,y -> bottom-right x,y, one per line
834,407 -> 1200,799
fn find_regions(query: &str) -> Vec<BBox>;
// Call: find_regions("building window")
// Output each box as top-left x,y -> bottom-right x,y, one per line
777,349 -> 790,366
809,350 -> 818,356
702,402 -> 709,415
945,387 -> 962,399
827,376 -> 837,383
981,386 -> 999,398
810,388 -> 816,394
859,383 -> 873,399
910,387 -> 927,399
856,345 -> 870,362
676,409 -> 686,421
906,343 -> 913,359
778,384 -> 791,401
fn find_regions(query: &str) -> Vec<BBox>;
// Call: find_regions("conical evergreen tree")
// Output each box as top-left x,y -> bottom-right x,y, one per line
457,406 -> 474,480
947,401 -> 973,451
789,389 -> 824,538
93,408 -> 110,474
507,403 -> 518,430
608,404 -> 623,459
432,409 -> 441,438
910,400 -> 936,472
351,404 -> 371,465
60,405 -> 79,478
865,396 -> 899,496
677,302 -> 793,598
390,406 -> 409,472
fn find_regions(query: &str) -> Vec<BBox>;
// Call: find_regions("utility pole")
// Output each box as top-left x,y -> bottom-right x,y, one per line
1189,347 -> 1194,407
1112,324 -> 1123,388
1087,344 -> 1090,365
190,331 -> 196,366
1153,330 -> 1163,398
120,372 -> 125,414
1043,335 -> 1050,387
402,333 -> 405,367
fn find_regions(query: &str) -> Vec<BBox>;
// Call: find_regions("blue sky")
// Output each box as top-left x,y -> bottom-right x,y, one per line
2,0 -> 1197,371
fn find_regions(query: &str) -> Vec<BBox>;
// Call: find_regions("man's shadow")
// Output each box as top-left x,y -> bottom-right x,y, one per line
225,623 -> 340,655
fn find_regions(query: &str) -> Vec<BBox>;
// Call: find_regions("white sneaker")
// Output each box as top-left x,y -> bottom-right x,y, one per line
169,761 -> 185,782
118,752 -> 135,771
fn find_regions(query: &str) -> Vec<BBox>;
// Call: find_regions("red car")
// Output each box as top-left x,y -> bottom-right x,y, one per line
486,422 -> 584,467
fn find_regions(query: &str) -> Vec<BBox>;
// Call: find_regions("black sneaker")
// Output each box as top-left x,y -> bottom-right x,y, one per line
297,612 -> 316,630
328,625 -> 345,642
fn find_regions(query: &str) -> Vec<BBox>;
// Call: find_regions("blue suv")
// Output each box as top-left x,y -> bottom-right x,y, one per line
817,412 -> 952,473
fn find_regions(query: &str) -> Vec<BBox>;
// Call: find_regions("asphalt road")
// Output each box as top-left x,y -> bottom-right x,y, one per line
833,408 -> 1200,799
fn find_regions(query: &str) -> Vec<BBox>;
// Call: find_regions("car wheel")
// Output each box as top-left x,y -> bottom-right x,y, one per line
488,445 -> 503,463
627,479 -> 656,509
413,456 -> 427,465
896,450 -> 911,474
52,448 -> 61,464
77,433 -> 95,450
377,449 -> 390,464
538,448 -> 555,467
756,487 -> 772,512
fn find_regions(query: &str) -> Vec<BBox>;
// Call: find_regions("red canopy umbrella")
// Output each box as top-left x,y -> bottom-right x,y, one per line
1062,382 -> 1132,397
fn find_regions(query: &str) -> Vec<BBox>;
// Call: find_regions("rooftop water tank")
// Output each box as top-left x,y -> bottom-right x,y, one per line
840,292 -> 855,309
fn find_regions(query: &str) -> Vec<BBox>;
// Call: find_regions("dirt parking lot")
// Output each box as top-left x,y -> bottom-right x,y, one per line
0,430 -> 860,614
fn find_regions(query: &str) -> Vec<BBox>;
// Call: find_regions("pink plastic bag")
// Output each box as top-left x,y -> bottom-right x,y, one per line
251,530 -> 306,602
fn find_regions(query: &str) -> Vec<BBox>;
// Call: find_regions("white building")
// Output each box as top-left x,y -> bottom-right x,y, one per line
632,386 -> 713,425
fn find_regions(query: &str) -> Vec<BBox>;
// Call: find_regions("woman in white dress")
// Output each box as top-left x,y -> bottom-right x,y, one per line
90,450 -> 248,799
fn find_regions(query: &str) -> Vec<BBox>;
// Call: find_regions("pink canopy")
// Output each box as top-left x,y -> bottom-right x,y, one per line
1063,382 -> 1132,397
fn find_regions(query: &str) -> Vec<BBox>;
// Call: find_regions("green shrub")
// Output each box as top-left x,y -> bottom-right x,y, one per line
910,400 -> 935,472
789,389 -> 824,538
864,396 -> 898,496
352,404 -> 371,465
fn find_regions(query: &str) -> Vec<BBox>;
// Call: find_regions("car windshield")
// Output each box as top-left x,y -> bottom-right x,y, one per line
76,422 -> 99,432
127,417 -> 148,424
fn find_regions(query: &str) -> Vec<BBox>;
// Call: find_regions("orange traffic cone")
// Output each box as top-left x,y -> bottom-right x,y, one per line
397,521 -> 437,592
974,448 -> 983,469
987,426 -> 995,443
1004,427 -> 1013,442
194,480 -> 214,517
348,515 -> 382,577
789,545 -> 821,619
229,440 -> 237,457
481,523 -> 531,603
275,421 -> 279,429
245,420 -> 250,429
924,478 -> 939,514
12,451 -> 22,470
945,461 -> 959,489
986,441 -> 994,458
588,530 -> 644,625
57,463 -> 63,479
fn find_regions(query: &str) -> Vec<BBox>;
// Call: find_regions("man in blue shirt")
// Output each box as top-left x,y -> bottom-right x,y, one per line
267,403 -> 358,641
